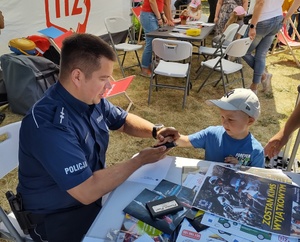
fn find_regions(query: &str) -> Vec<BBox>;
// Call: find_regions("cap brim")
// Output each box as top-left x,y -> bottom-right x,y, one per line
205,100 -> 239,111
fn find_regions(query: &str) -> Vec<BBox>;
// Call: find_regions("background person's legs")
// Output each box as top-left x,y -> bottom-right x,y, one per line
208,0 -> 217,23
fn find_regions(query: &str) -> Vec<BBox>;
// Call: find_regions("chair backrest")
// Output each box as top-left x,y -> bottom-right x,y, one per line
152,38 -> 193,62
104,17 -> 131,34
0,121 -> 21,179
103,75 -> 135,98
224,37 -> 252,58
223,23 -> 239,42
237,24 -> 249,37
131,6 -> 141,20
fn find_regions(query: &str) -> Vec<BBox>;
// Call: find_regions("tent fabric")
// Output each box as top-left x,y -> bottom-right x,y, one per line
0,1 -> 132,56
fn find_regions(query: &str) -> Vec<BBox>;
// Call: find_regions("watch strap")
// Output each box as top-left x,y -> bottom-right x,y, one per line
152,127 -> 158,139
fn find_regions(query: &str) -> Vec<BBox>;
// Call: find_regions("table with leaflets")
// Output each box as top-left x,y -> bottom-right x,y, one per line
83,156 -> 300,242
146,22 -> 215,42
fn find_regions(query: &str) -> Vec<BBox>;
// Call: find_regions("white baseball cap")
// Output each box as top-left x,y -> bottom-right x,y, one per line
206,88 -> 260,119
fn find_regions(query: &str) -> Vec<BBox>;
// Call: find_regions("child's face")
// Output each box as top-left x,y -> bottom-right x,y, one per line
219,109 -> 255,139
190,6 -> 200,11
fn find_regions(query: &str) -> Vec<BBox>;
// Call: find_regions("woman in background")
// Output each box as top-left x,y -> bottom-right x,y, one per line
214,0 -> 248,36
0,11 -> 4,30
243,0 -> 283,94
140,0 -> 174,78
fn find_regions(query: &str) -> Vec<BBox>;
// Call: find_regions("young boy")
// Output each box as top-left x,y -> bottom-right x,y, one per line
175,88 -> 265,167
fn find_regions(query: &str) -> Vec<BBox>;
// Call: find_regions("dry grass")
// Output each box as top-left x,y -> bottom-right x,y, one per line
1,37 -> 300,241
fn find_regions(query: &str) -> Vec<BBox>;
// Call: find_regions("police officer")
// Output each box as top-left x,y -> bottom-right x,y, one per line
17,33 -> 179,242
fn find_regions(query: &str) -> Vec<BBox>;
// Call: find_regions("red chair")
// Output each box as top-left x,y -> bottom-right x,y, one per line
103,75 -> 135,111
48,30 -> 75,53
131,6 -> 143,44
38,26 -> 74,54
270,15 -> 300,67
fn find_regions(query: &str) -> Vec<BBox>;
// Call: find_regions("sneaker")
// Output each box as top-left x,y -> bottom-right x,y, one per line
262,73 -> 272,92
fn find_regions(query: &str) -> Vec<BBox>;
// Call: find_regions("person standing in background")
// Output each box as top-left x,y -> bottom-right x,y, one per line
283,0 -> 300,40
174,0 -> 191,18
140,0 -> 174,78
208,0 -> 218,23
214,0 -> 248,36
285,0 -> 300,18
242,0 -> 283,94
0,11 -> 4,30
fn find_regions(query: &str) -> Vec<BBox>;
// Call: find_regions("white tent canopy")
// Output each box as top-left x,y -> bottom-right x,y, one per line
0,0 -> 132,55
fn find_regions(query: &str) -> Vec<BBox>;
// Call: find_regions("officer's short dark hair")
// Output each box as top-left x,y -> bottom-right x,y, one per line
60,33 -> 116,80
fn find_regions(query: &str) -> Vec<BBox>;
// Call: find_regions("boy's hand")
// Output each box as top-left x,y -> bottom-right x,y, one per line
157,127 -> 180,141
224,156 -> 239,164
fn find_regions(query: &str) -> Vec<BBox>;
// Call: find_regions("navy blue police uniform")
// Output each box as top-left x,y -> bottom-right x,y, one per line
17,81 -> 127,242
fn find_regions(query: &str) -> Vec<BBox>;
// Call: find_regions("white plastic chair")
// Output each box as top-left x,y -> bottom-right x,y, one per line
196,37 -> 252,94
104,16 -> 143,77
220,23 -> 240,47
148,38 -> 193,109
0,121 -> 33,242
198,23 -> 239,61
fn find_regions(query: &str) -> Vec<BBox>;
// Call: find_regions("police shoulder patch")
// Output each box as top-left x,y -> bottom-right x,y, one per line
53,105 -> 69,128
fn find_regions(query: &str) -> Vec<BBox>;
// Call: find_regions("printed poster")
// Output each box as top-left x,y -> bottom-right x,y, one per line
192,164 -> 300,237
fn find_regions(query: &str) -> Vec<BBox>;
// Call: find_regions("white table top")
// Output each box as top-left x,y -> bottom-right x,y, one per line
83,156 -> 300,242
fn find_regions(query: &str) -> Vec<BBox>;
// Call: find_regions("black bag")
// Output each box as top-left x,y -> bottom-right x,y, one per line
243,14 -> 252,24
0,70 -> 8,105
0,54 -> 59,115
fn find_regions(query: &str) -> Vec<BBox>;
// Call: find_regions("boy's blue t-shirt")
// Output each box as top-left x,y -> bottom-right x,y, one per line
188,126 -> 265,167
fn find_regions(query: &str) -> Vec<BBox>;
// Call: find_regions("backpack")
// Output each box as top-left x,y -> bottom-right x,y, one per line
0,54 -> 59,115
0,70 -> 8,105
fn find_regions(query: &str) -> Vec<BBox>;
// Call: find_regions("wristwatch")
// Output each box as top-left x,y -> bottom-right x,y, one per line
249,24 -> 256,29
152,124 -> 164,139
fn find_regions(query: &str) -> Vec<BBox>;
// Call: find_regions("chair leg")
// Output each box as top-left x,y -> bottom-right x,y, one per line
240,69 -> 245,88
221,73 -> 227,93
124,93 -> 134,112
0,208 -> 24,242
197,67 -> 215,93
154,75 -> 159,91
138,25 -> 143,44
183,76 -> 190,109
117,55 -> 125,77
148,75 -> 154,105
134,51 -> 142,71
121,52 -> 127,66
212,74 -> 222,87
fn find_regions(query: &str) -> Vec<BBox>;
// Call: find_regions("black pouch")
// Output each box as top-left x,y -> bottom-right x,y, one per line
244,14 -> 253,24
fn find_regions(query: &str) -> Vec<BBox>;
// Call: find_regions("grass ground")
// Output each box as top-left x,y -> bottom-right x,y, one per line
0,33 -> 300,241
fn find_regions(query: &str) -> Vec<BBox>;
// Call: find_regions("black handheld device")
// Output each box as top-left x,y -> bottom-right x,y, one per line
146,196 -> 183,219
153,142 -> 176,149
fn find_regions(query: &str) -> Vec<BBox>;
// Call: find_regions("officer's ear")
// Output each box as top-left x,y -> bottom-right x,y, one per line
71,69 -> 82,87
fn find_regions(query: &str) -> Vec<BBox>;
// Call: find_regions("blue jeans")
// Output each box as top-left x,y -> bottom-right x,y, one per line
243,15 -> 283,84
140,11 -> 159,69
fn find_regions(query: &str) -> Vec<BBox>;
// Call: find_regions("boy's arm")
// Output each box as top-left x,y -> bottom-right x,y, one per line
175,135 -> 193,147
